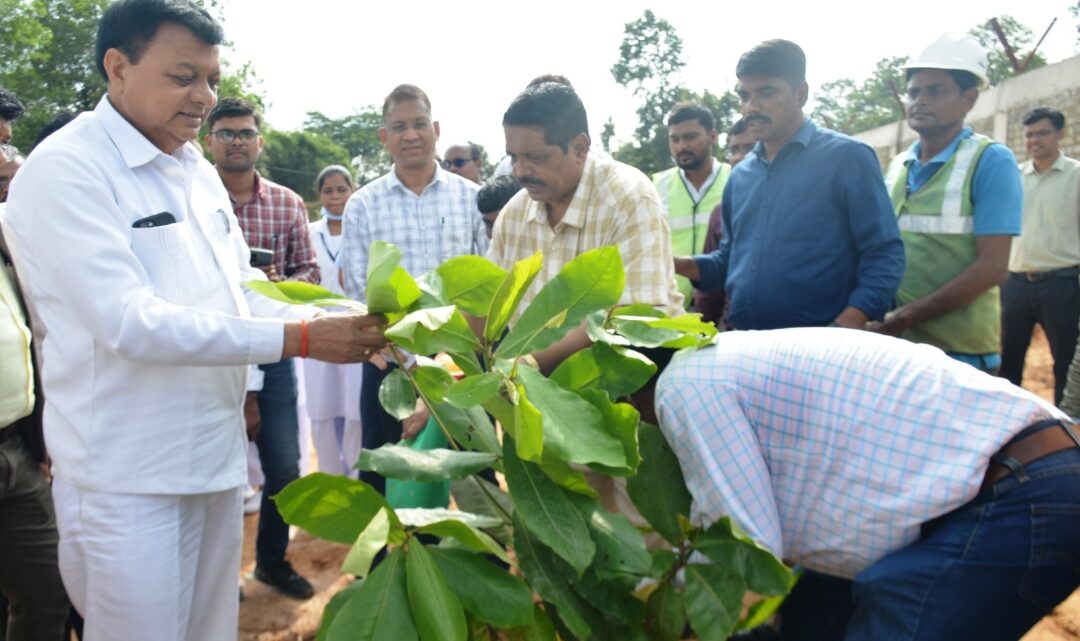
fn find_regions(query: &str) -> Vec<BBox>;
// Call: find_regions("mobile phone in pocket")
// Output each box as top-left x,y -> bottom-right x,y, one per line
132,212 -> 177,228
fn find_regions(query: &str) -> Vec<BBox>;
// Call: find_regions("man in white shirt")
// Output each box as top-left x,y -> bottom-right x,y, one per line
0,1 -> 385,639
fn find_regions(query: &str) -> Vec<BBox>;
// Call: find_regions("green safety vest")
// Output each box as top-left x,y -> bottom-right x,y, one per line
885,133 -> 999,355
653,163 -> 731,305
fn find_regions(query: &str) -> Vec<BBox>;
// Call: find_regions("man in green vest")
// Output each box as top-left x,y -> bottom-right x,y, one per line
868,34 -> 1022,373
653,102 -> 730,306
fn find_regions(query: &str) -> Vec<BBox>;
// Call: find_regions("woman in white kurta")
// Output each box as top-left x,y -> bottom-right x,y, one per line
304,166 -> 363,476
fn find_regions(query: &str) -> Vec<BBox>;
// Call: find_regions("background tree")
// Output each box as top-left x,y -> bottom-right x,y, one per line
304,109 -> 390,187
1072,1 -> 1080,44
260,130 -> 351,203
609,10 -> 739,175
811,56 -> 907,135
968,16 -> 1047,85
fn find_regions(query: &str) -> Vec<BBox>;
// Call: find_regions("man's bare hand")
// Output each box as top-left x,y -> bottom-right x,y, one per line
301,313 -> 387,363
673,256 -> 701,281
402,399 -> 430,440
244,391 -> 261,441
866,308 -> 911,337
831,306 -> 869,330
259,264 -> 282,282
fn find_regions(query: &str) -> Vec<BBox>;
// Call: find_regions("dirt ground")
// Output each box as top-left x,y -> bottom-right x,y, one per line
237,329 -> 1077,641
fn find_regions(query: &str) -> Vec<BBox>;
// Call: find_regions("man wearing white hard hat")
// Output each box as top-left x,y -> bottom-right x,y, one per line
868,34 -> 1022,375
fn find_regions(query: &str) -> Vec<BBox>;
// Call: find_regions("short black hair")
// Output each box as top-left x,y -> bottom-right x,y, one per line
527,74 -> 572,89
729,118 -> 748,136
476,175 -> 522,214
96,0 -> 224,81
382,84 -> 432,121
0,87 -> 25,122
206,96 -> 261,131
502,83 -> 589,153
667,101 -> 714,131
736,39 -> 806,86
904,68 -> 980,94
316,164 -> 354,191
1022,107 -> 1065,130
31,112 -> 77,151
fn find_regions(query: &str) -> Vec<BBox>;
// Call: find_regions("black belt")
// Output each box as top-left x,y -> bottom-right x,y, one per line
979,418 -> 1080,493
1009,265 -> 1080,282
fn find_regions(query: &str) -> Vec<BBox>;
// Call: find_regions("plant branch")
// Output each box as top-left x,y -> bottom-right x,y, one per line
387,344 -> 461,452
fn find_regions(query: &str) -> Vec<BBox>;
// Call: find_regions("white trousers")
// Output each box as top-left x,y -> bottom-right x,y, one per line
52,481 -> 243,641
310,417 -> 362,477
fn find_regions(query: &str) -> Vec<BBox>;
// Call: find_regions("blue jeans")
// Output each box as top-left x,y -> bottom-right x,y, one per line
254,359 -> 300,567
780,445 -> 1080,641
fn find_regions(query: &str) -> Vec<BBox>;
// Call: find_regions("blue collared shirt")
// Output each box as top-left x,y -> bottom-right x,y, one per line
694,119 -> 904,329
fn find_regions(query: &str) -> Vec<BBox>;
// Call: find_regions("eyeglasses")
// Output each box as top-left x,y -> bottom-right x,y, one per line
441,158 -> 473,169
0,143 -> 19,163
210,129 -> 260,143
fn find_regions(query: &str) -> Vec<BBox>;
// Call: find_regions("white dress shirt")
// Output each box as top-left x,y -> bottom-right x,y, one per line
1,96 -> 312,494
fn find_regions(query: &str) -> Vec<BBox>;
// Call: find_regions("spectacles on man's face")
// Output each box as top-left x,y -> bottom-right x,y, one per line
441,158 -> 472,169
210,129 -> 260,143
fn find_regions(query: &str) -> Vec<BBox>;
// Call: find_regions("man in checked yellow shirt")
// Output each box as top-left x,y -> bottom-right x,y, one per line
487,82 -> 684,374
0,204 -> 70,640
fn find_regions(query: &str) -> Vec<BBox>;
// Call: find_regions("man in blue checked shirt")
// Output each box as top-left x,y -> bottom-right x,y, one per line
655,327 -> 1080,641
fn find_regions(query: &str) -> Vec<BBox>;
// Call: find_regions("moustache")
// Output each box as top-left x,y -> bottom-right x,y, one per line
745,114 -> 772,125
520,178 -> 545,188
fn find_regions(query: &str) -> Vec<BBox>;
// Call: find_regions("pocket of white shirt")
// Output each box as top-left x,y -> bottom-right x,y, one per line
130,220 -> 201,305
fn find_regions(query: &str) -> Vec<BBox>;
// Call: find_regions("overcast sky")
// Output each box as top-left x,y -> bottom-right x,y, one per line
219,0 -> 1079,159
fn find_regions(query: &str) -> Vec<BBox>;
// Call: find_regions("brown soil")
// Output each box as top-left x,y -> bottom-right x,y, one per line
238,329 -> 1078,640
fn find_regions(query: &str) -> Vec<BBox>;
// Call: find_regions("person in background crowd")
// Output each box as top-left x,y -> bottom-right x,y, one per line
340,83 -> 487,495
1,2 -> 385,637
476,174 -> 521,239
1000,107 -> 1080,403
653,101 -> 730,308
205,95 -> 320,600
441,141 -> 483,184
676,39 -> 904,332
695,117 -> 755,326
304,165 -> 363,477
870,34 -> 1022,374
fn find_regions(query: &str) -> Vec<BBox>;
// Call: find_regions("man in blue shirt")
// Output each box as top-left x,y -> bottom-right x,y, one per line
675,39 -> 904,330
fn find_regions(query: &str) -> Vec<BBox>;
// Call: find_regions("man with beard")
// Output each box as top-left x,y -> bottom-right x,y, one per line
674,40 -> 904,331
653,102 -> 730,308
205,96 -> 320,600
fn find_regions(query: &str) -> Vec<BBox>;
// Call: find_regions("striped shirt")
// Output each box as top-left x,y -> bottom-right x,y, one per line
487,155 -> 684,320
655,327 -> 1062,579
340,163 -> 487,301
231,172 -> 319,283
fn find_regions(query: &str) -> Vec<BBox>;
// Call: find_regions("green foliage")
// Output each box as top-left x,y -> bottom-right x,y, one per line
261,129 -> 351,201
811,56 -> 908,135
242,280 -> 367,312
304,108 -> 389,187
257,241 -> 789,640
969,16 -> 1048,85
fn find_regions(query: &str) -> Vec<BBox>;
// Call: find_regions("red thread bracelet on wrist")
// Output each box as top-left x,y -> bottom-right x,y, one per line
299,319 -> 309,358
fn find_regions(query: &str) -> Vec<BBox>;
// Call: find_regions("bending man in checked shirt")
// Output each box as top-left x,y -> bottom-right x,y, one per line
654,327 -> 1080,641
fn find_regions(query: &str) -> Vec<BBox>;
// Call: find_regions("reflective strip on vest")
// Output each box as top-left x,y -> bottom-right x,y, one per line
896,138 -> 982,235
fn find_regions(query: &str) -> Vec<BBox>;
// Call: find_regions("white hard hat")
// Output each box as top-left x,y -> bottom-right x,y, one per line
901,33 -> 990,89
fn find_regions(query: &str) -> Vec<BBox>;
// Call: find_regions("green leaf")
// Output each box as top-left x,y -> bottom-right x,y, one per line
549,343 -> 657,398
316,579 -> 363,641
569,569 -> 645,628
450,476 -> 513,545
644,582 -> 686,641
579,389 -> 641,476
517,366 -> 625,468
506,606 -> 558,641
512,513 -> 596,640
413,365 -> 455,403
356,445 -> 498,483
326,548 -> 417,641
567,494 -> 651,580
684,564 -> 746,641
693,517 -> 795,597
396,508 -> 502,530
274,473 -> 397,545
447,351 -> 485,378
386,306 -> 481,356
431,402 -> 500,456
537,454 -> 598,497
626,423 -> 692,546
435,255 -> 509,317
418,520 -> 511,565
342,507 -> 392,578
366,240 -> 422,313
649,549 -> 678,580
484,252 -> 543,342
496,247 -> 625,359
484,387 -> 543,462
406,541 -> 468,641
503,437 -> 595,575
243,279 -> 369,312
428,548 -> 534,628
443,372 -> 503,408
738,592 -> 789,631
379,368 -> 417,420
